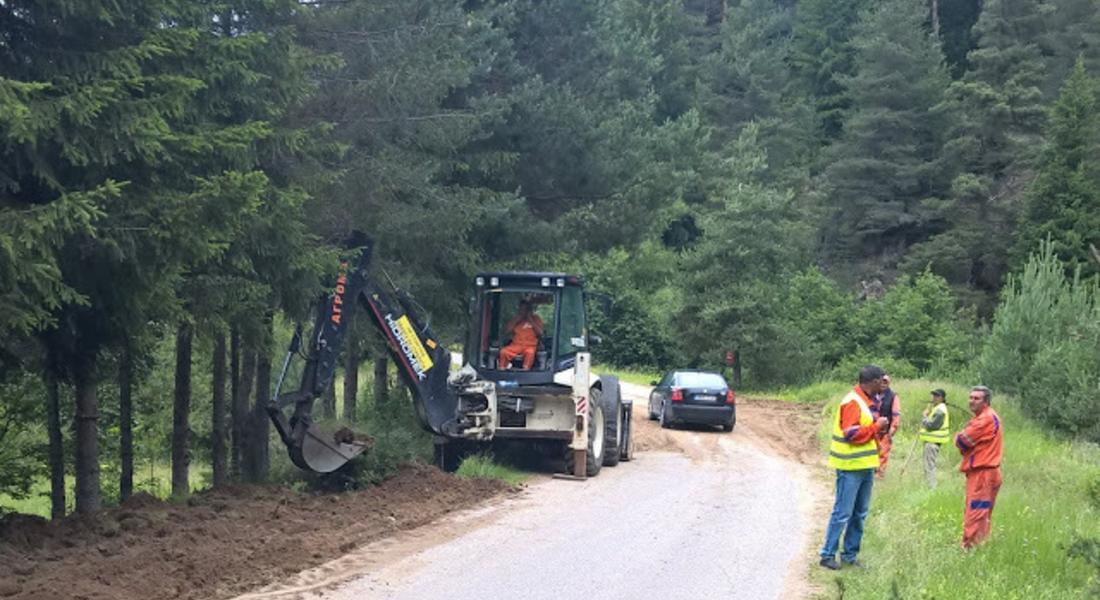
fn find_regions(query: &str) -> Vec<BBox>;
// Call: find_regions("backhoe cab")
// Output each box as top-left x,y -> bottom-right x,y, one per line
268,242 -> 633,478
466,273 -> 588,383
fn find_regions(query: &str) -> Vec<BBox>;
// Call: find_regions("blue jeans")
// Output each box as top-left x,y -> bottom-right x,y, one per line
820,468 -> 875,561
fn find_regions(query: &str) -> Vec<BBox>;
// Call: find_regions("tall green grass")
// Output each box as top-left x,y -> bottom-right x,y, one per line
805,379 -> 1100,599
594,365 -> 661,386
0,463 -> 213,517
455,453 -> 527,486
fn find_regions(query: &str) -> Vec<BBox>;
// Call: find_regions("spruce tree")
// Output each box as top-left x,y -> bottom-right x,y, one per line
905,0 -> 1050,310
1013,58 -> 1100,280
697,0 -> 815,184
788,0 -> 874,141
819,0 -> 952,275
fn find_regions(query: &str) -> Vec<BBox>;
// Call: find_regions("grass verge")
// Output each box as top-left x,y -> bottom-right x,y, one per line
594,365 -> 660,387
801,378 -> 1100,599
455,453 -> 528,486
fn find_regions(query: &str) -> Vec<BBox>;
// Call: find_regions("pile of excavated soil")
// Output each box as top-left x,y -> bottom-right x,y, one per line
732,396 -> 825,467
0,464 -> 510,600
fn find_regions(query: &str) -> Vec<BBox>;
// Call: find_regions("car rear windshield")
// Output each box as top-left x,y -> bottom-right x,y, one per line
675,372 -> 726,388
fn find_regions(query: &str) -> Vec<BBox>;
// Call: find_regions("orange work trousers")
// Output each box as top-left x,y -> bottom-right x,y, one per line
875,434 -> 893,477
498,343 -> 536,370
962,467 -> 1002,548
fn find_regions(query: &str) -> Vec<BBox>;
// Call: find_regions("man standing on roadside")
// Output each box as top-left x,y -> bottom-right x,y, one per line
819,365 -> 889,570
956,385 -> 1004,548
919,389 -> 950,488
870,374 -> 901,477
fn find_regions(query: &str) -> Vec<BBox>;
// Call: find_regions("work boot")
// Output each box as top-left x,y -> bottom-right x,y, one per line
819,557 -> 841,570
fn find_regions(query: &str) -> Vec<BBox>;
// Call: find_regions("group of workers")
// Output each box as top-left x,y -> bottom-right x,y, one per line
500,302 -> 1008,568
819,364 -> 1004,570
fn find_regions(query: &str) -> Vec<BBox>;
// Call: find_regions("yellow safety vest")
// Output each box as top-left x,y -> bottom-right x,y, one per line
828,390 -> 880,471
918,403 -> 950,444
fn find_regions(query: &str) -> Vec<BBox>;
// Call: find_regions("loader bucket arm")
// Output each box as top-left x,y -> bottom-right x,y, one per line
268,240 -> 459,473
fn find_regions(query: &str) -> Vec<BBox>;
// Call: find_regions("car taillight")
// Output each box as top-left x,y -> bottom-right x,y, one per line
670,388 -> 684,402
726,390 -> 736,405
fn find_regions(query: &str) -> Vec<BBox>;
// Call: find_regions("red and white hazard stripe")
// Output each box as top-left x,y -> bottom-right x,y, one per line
575,395 -> 588,416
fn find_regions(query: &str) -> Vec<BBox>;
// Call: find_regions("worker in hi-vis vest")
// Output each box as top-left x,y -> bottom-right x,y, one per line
919,389 -> 951,488
819,365 -> 889,571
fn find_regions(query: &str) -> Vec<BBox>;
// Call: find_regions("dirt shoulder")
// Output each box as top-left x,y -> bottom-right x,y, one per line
0,464 -> 510,600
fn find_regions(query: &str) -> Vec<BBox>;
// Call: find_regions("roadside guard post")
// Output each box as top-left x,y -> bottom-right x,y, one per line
571,352 -> 591,478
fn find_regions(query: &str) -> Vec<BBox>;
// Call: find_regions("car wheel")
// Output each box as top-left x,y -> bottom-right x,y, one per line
721,422 -> 734,432
659,402 -> 672,429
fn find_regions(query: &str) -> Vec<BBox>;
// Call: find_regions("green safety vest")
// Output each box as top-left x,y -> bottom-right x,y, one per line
919,403 -> 950,444
828,390 -> 880,471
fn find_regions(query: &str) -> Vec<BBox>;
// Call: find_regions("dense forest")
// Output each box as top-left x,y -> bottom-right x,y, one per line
1,0 -> 1098,517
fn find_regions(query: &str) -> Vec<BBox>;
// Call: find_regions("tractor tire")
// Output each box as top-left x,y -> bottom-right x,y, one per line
600,377 -> 623,467
563,393 -> 605,477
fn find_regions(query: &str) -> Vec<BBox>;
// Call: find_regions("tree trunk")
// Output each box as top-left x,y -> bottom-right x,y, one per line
73,355 -> 100,514
230,327 -> 242,479
373,356 -> 388,412
119,343 -> 134,502
172,323 -> 193,498
45,363 -> 65,519
931,0 -> 940,36
250,344 -> 272,482
211,331 -> 228,487
236,347 -> 256,481
323,371 -> 337,419
705,0 -> 727,26
343,336 -> 359,422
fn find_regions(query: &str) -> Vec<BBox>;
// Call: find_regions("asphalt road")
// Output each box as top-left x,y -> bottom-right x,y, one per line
238,384 -> 821,600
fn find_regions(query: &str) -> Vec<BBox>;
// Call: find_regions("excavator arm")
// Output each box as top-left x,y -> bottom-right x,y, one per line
268,240 -> 459,473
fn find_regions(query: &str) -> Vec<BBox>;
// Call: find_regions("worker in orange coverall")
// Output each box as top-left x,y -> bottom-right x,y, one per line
955,385 -> 1004,549
870,374 -> 901,477
498,300 -> 543,370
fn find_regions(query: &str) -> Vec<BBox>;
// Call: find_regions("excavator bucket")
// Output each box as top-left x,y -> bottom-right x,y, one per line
294,424 -> 372,473
269,237 -> 460,474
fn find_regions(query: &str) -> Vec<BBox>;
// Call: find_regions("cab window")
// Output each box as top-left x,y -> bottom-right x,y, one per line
557,286 -> 586,357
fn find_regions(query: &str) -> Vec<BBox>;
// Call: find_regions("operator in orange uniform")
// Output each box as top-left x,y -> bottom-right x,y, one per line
870,374 -> 902,477
498,300 -> 543,370
955,385 -> 1004,548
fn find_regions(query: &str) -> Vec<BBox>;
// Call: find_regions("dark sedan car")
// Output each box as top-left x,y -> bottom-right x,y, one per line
648,370 -> 735,431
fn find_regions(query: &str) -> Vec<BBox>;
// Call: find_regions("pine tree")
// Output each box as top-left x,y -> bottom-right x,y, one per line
905,0 -> 1050,311
697,0 -> 815,184
788,0 -> 874,141
674,126 -> 813,385
2,0 -> 332,511
1013,58 -> 1100,280
819,0 -> 952,275
1040,0 -> 1100,96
